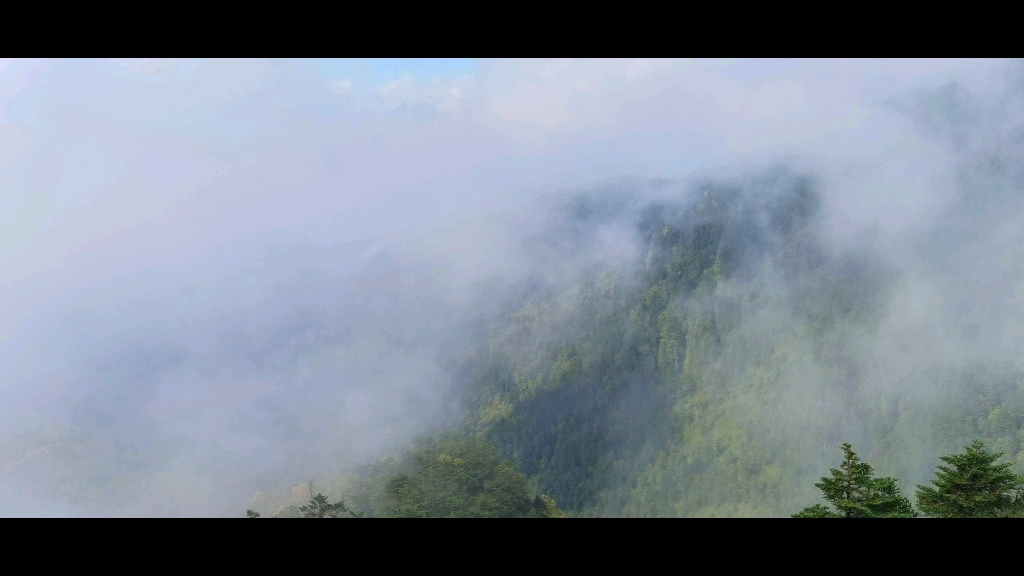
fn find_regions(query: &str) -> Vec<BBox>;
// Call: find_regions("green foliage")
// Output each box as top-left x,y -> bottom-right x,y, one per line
299,493 -> 362,518
246,492 -> 362,518
364,431 -> 562,518
791,504 -> 840,518
868,477 -> 918,518
793,443 -> 915,518
915,439 -> 1024,518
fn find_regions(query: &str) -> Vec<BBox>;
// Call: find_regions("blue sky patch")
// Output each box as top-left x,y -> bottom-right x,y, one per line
313,58 -> 477,89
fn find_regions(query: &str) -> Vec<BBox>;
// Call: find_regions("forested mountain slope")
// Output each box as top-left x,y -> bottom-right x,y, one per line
449,170 -> 1024,517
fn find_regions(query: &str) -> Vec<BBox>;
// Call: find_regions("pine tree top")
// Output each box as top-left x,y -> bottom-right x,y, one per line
916,439 -> 1024,518
794,442 -> 916,518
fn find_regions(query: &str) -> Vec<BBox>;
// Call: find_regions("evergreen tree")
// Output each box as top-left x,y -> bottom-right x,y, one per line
915,439 -> 1024,518
299,492 -> 363,518
791,503 -> 841,518
867,477 -> 918,518
793,443 -> 915,518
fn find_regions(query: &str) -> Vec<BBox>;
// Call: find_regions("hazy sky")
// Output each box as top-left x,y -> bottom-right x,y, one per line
1,59 -> 1001,332
0,58 -> 1014,516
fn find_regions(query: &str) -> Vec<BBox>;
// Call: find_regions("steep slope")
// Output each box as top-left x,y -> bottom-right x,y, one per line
452,170 -> 1024,516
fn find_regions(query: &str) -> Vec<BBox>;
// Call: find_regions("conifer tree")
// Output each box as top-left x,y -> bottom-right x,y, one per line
915,439 -> 1024,518
299,493 -> 362,518
793,443 -> 915,518
867,477 -> 918,518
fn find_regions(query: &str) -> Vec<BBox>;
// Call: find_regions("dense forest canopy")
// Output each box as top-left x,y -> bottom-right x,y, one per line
252,432 -> 562,518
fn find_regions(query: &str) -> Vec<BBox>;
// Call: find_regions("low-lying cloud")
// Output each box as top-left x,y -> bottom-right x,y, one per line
1,58 -> 1018,516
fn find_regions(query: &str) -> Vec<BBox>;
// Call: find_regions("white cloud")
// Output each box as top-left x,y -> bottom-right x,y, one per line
330,78 -> 354,95
373,73 -> 473,119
